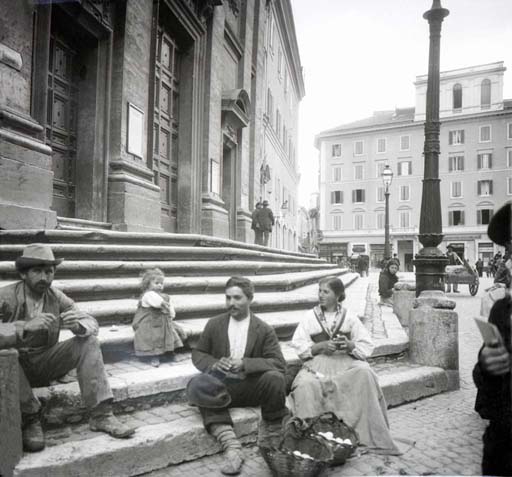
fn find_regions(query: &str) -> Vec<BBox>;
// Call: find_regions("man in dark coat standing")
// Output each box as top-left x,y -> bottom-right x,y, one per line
257,200 -> 275,247
473,202 -> 511,476
251,202 -> 263,245
188,276 -> 288,475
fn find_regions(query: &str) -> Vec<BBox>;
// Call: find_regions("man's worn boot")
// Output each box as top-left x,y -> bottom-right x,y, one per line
22,413 -> 45,452
89,401 -> 135,438
210,424 -> 244,475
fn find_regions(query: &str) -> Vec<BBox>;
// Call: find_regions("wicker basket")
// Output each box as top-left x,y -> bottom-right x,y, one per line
308,412 -> 359,466
259,417 -> 333,477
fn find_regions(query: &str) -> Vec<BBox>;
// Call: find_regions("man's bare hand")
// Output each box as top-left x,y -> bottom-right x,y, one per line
229,358 -> 244,373
212,357 -> 233,373
480,341 -> 511,376
24,313 -> 58,333
60,310 -> 84,334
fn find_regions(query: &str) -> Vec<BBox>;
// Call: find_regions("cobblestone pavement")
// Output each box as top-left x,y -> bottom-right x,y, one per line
145,273 -> 495,477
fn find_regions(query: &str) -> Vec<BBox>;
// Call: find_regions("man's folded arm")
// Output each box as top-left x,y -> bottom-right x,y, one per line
191,322 -> 217,372
57,289 -> 98,336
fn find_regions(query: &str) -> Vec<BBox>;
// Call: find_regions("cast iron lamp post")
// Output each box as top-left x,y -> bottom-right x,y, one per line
381,164 -> 393,262
414,0 -> 449,296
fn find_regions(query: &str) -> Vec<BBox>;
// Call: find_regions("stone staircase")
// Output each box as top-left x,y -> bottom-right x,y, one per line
0,230 -> 457,477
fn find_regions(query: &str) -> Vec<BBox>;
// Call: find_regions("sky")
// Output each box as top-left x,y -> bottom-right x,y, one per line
291,0 -> 512,208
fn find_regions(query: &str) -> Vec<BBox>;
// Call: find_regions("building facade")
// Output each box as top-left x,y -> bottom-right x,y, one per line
258,0 -> 304,250
0,0 -> 303,250
315,62 -> 512,269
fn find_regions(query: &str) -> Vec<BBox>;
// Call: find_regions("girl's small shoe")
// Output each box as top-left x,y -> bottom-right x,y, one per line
150,357 -> 160,367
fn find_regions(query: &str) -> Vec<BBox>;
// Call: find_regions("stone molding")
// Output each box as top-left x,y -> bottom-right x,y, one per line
0,128 -> 51,156
0,42 -> 22,71
109,159 -> 155,182
0,106 -> 44,135
108,172 -> 160,193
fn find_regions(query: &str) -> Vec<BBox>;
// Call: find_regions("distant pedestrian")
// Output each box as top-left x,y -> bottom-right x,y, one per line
357,254 -> 369,277
257,200 -> 275,247
486,258 -> 494,278
392,253 -> 401,270
475,258 -> 484,277
473,202 -> 511,476
251,202 -> 263,245
494,251 -> 511,288
445,246 -> 460,293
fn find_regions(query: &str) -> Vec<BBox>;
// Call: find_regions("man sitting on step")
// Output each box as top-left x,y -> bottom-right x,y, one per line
0,244 -> 135,452
187,276 -> 289,475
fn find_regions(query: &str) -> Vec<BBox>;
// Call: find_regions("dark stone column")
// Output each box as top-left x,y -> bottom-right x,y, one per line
414,0 -> 450,296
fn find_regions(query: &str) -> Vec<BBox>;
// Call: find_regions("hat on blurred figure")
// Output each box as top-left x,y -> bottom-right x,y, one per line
488,202 -> 511,247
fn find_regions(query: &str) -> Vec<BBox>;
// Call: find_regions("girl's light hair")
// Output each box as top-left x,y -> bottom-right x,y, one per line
140,268 -> 165,292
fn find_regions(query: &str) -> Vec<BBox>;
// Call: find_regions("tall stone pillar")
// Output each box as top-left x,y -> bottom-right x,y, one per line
107,0 -> 161,232
0,2 -> 56,230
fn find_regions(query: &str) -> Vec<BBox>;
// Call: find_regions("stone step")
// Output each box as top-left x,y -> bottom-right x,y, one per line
15,362 -> 457,477
0,259 -> 338,280
56,217 -> 113,231
0,243 -> 327,264
36,304 -> 410,426
0,229 -> 316,260
47,272 -> 357,324
57,288 -> 408,363
10,268 -> 349,302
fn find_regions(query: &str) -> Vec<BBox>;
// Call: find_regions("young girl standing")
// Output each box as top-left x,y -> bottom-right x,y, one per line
132,268 -> 186,366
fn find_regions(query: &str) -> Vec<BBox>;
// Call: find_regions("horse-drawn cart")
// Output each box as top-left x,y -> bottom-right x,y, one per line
445,258 -> 479,296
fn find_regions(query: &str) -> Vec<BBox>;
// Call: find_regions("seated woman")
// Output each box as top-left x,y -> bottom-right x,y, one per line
288,276 -> 399,454
378,259 -> 399,306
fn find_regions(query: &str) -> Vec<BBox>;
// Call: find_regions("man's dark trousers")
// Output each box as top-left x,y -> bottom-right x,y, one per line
199,370 -> 287,430
482,421 -> 512,476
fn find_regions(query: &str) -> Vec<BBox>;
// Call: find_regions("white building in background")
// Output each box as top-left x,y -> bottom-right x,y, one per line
315,62 -> 512,269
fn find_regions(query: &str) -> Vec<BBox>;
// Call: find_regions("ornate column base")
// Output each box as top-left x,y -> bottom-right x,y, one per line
413,245 -> 448,297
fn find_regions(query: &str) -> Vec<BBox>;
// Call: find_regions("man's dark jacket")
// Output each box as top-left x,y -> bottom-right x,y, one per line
255,207 -> 275,232
192,312 -> 285,376
473,296 -> 511,424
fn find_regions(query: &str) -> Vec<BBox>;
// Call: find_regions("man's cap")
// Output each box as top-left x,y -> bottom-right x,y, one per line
488,202 -> 511,246
15,243 -> 63,270
262,200 -> 269,206
186,374 -> 232,409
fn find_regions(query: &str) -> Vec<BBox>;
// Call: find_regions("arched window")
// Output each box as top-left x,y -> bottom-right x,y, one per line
453,83 -> 462,110
481,79 -> 491,108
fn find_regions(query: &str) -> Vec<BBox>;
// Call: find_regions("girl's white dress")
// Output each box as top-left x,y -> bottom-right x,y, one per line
288,304 -> 400,454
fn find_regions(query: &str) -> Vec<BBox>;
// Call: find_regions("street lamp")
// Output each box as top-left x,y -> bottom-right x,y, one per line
381,164 -> 394,262
414,0 -> 450,296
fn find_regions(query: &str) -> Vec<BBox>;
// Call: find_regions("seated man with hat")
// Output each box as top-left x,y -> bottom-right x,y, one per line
187,276 -> 288,475
473,202 -> 512,476
0,244 -> 135,452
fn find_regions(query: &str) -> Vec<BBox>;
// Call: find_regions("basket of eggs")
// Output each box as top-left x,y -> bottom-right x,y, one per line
259,417 -> 334,477
308,412 -> 359,466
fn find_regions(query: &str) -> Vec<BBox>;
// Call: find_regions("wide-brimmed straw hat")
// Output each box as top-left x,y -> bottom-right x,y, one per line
488,202 -> 511,246
186,374 -> 231,409
15,243 -> 63,270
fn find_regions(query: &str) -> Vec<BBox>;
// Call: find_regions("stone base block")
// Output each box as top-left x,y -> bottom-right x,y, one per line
0,349 -> 22,477
107,176 -> 162,232
201,197 -> 229,239
236,208 -> 252,244
393,282 -> 416,327
409,291 -> 458,370
0,202 -> 57,229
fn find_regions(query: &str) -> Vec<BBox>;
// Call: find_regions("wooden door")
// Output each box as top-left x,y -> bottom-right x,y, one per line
46,33 -> 79,217
152,28 -> 180,231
